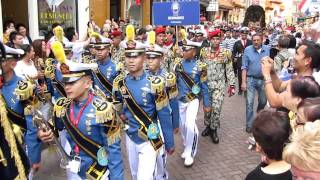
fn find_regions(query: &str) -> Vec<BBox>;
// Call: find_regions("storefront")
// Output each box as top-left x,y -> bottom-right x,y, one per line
0,0 -> 90,40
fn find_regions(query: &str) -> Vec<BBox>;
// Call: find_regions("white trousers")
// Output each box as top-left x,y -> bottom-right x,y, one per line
67,170 -> 83,180
126,135 -> 158,180
66,168 -> 109,180
179,99 -> 199,158
155,126 -> 168,180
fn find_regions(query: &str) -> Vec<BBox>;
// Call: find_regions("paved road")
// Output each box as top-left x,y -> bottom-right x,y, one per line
34,93 -> 261,180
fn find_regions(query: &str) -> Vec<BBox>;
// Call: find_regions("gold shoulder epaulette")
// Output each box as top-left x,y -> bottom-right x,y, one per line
196,61 -> 208,82
196,61 -> 207,72
150,76 -> 165,94
93,98 -> 115,123
113,74 -> 125,92
200,47 -> 208,59
165,72 -> 176,87
150,76 -> 169,110
44,58 -> 55,79
166,72 -> 178,99
15,80 -> 35,101
54,98 -> 71,118
222,49 -> 232,62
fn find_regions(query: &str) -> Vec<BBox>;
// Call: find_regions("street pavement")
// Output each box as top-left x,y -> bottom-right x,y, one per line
34,93 -> 261,180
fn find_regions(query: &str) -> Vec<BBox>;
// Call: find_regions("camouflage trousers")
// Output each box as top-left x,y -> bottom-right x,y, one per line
204,84 -> 226,130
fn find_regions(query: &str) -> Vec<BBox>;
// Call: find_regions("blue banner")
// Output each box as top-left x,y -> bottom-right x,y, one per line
152,1 -> 200,26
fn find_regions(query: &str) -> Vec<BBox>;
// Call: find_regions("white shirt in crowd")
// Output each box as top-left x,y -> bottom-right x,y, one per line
22,37 -> 30,45
14,60 -> 38,79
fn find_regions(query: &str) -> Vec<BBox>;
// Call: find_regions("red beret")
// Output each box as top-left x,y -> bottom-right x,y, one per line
111,30 -> 122,38
208,29 -> 221,39
155,26 -> 166,35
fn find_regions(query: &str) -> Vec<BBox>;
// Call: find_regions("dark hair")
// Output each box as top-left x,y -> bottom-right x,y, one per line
288,35 -> 296,49
32,39 -> 45,58
252,110 -> 291,161
295,32 -> 302,38
20,44 -> 32,57
4,20 -> 15,31
16,23 -> 27,32
137,28 -> 146,35
278,35 -> 290,49
252,32 -> 263,39
9,31 -> 23,44
299,40 -> 320,70
65,27 -> 76,41
51,23 -> 60,30
297,97 -> 320,122
291,76 -> 320,99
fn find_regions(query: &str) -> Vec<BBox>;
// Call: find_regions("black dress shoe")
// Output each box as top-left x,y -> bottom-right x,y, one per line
201,127 -> 211,137
238,91 -> 243,95
210,129 -> 219,144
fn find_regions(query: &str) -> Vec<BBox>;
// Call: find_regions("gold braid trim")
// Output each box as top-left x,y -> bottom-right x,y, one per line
15,80 -> 35,101
197,61 -> 208,82
107,126 -> 121,146
113,74 -> 125,92
12,124 -> 23,145
0,96 -> 26,179
54,98 -> 70,118
166,73 -> 178,99
93,99 -> 115,123
150,76 -> 169,110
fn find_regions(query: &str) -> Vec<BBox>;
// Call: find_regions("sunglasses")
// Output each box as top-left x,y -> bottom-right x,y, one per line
166,31 -> 173,35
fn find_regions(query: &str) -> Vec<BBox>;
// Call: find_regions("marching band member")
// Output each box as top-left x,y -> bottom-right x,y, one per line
173,38 -> 211,167
0,41 -> 30,180
38,41 -> 124,180
113,25 -> 174,180
145,31 -> 179,180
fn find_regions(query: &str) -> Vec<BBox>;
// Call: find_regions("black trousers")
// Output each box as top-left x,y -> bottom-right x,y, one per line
236,57 -> 242,92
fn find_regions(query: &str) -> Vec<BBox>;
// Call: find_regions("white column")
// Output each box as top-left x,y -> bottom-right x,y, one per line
77,0 -> 90,40
28,0 -> 41,39
0,0 -> 3,41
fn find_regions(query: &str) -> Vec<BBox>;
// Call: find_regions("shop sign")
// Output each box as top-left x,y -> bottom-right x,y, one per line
38,0 -> 76,36
153,1 -> 200,25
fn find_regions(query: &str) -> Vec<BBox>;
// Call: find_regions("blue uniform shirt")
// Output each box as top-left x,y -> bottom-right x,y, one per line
114,72 -> 175,150
241,45 -> 271,78
93,58 -> 118,97
55,96 -> 124,179
147,68 -> 180,130
176,58 -> 211,107
2,72 -> 41,164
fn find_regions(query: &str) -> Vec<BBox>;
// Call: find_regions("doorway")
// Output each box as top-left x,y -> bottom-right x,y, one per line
2,0 -> 28,28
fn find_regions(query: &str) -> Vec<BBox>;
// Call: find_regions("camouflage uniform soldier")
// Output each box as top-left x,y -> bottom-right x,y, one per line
201,29 -> 236,144
110,30 -> 125,66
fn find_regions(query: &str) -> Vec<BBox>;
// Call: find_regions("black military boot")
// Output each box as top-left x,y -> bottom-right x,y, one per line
201,126 -> 211,137
210,128 -> 219,144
